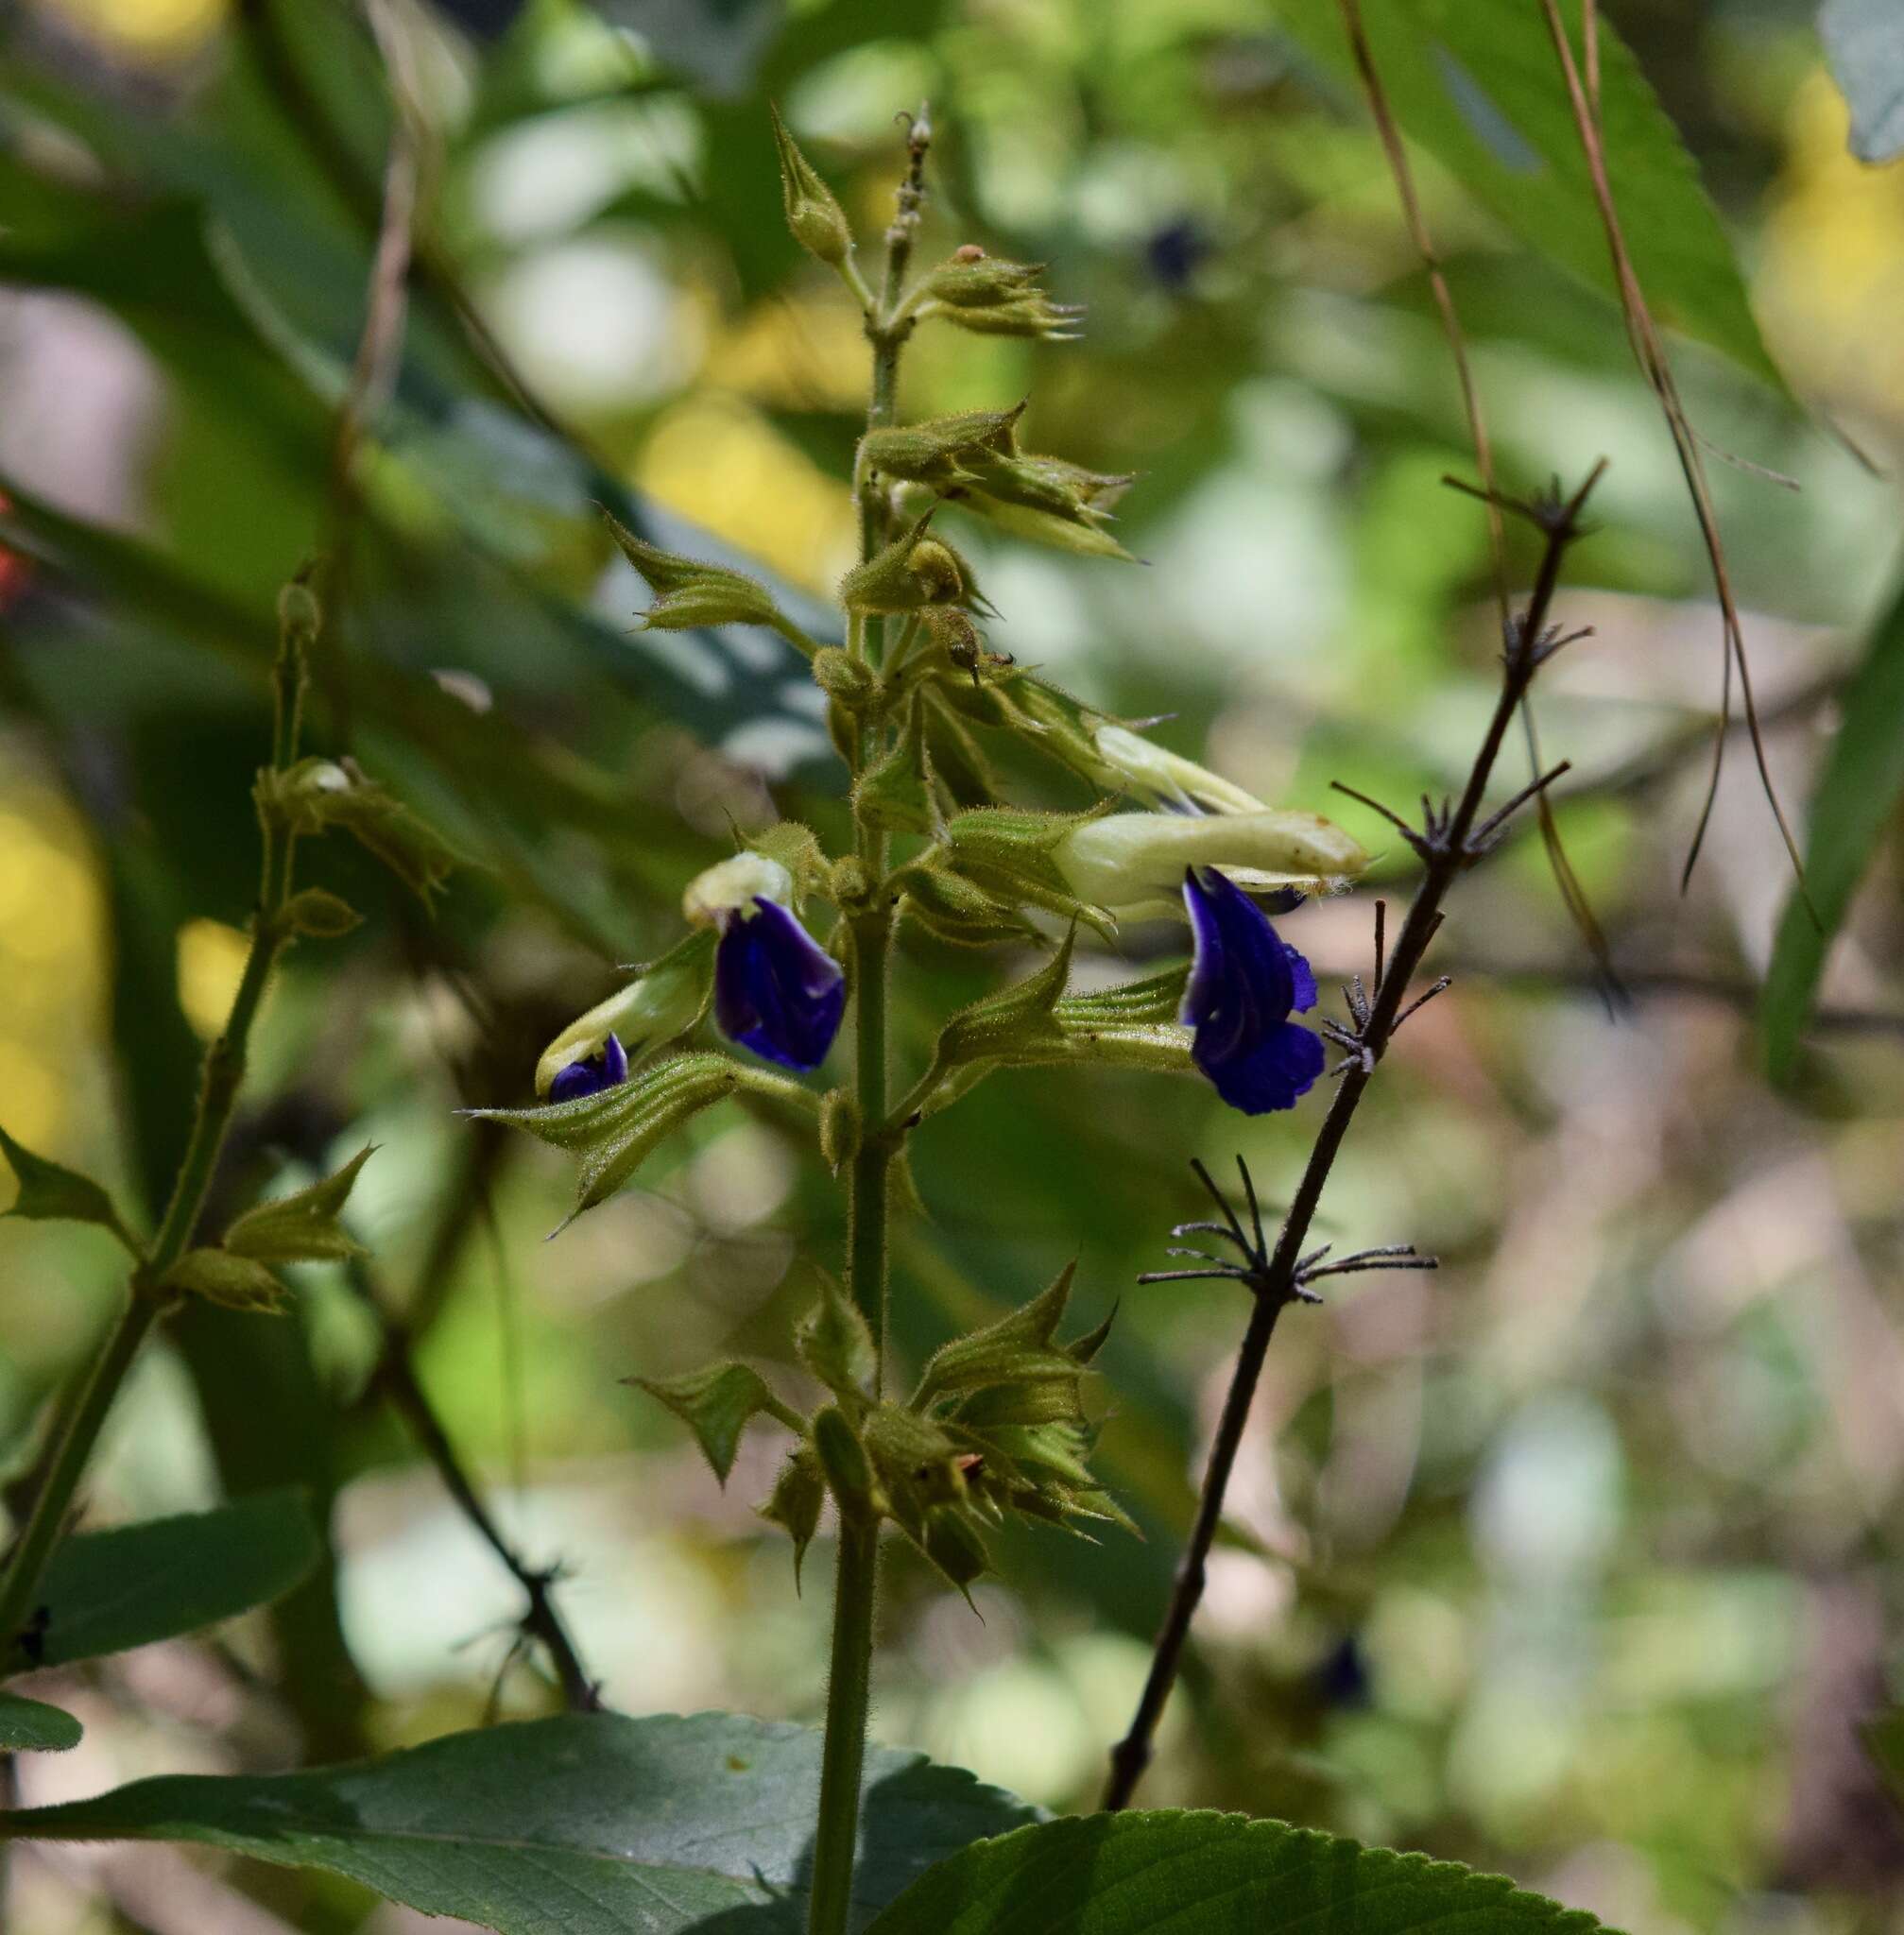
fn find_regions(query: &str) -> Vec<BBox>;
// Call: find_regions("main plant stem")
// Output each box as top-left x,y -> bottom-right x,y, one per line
807,106 -> 932,1935
1104,468 -> 1604,1809
0,598 -> 313,1675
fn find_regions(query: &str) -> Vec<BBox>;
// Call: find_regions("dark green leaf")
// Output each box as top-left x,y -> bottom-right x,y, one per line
1821,0 -> 1904,162
1275,0 -> 1789,394
866,1809 -> 1620,1934
0,1710 -> 1038,1933
223,1146 -> 374,1264
0,1691 -> 83,1754
1760,576 -> 1904,1080
33,1490 -> 323,1668
0,1126 -> 136,1251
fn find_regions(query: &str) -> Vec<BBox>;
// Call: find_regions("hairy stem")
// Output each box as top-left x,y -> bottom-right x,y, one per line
807,108 -> 931,1935
1104,468 -> 1604,1809
0,601 -> 313,1673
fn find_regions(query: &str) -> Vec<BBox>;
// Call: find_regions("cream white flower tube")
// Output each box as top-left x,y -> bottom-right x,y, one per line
1054,809 -> 1368,918
1090,725 -> 1268,816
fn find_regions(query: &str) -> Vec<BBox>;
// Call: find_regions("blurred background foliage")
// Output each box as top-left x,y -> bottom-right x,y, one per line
3,0 -> 1904,1929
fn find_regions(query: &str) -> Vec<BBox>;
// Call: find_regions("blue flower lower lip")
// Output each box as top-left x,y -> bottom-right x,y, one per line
1180,867 -> 1323,1114
548,1032 -> 629,1103
714,898 -> 846,1072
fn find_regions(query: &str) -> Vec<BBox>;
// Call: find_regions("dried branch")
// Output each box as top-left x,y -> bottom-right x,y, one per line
1338,0 -> 1618,997
1536,0 -> 1810,907
1104,462 -> 1604,1811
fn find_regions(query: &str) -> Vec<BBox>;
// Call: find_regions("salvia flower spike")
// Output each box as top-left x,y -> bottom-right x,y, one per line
1180,866 -> 1325,1115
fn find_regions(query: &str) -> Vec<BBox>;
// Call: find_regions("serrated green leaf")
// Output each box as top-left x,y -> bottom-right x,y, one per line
630,1361 -> 802,1486
0,1691 -> 83,1753
29,1490 -> 323,1670
796,1273 -> 878,1408
1760,573 -> 1904,1082
223,1145 -> 373,1264
162,1248 -> 290,1313
467,1053 -> 753,1226
0,1711 -> 1038,1933
1274,0 -> 1787,396
866,1807 -> 1622,1934
0,1125 -> 136,1252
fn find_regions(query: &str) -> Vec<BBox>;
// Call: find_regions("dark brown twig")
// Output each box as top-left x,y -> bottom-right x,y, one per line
1103,464 -> 1604,1811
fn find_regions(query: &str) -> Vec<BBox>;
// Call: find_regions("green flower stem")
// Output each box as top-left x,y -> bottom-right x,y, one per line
807,108 -> 932,1935
0,596 -> 314,1676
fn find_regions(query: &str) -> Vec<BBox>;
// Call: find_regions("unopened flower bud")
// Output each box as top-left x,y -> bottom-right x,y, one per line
811,646 -> 875,708
769,103 -> 854,268
277,579 -> 321,642
818,1087 -> 861,1173
1090,725 -> 1267,816
829,856 -> 872,908
1054,810 -> 1368,917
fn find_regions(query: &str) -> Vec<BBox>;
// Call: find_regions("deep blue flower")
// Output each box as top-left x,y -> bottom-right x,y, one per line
548,1031 -> 628,1103
1180,866 -> 1324,1114
714,898 -> 846,1071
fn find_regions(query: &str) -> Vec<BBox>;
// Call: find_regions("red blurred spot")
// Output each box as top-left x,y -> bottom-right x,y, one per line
0,494 -> 28,612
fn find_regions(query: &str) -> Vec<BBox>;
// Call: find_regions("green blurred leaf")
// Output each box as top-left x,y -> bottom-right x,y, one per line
1276,0 -> 1790,395
0,1691 -> 83,1754
1821,0 -> 1904,163
866,1811 -> 1620,1934
32,1490 -> 323,1669
0,1126 -> 136,1252
1760,574 -> 1904,1080
0,1711 -> 1038,1933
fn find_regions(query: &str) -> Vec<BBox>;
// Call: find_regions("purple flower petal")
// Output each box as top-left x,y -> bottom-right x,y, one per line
548,1032 -> 630,1103
713,898 -> 846,1072
1180,867 -> 1323,1114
